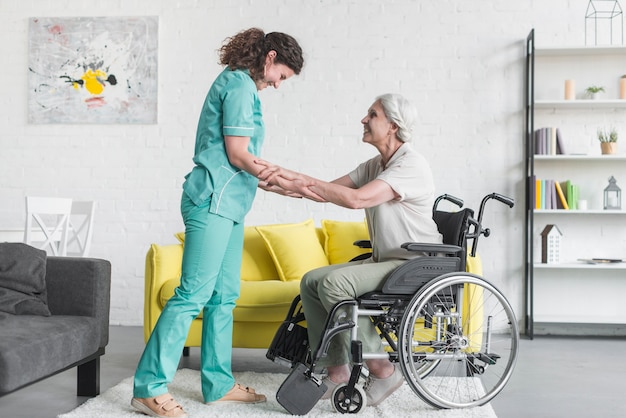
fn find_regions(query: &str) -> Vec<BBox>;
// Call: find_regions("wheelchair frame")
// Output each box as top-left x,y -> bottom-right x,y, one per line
270,192 -> 519,414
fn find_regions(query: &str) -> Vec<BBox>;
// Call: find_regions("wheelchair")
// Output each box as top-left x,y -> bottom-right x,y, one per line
267,192 -> 519,414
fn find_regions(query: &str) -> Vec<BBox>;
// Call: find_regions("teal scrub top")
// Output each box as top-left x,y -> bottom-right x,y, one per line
183,68 -> 264,223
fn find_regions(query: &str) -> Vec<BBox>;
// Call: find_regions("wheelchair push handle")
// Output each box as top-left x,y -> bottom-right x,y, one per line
477,193 -> 515,223
433,194 -> 464,216
490,193 -> 515,208
470,192 -> 515,257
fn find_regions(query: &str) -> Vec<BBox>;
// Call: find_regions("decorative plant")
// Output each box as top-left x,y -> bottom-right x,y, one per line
586,85 -> 606,94
597,127 -> 618,143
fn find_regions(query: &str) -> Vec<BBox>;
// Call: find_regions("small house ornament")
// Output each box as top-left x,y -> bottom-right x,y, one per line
541,224 -> 563,264
603,176 -> 622,210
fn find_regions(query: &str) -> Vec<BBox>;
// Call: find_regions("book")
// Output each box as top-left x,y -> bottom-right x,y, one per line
544,179 -> 553,209
554,181 -> 569,209
550,180 -> 557,209
535,179 -> 540,209
560,180 -> 572,209
571,184 -> 579,210
534,128 -> 547,155
578,258 -> 624,264
555,128 -> 566,154
534,129 -> 541,155
534,127 -> 567,155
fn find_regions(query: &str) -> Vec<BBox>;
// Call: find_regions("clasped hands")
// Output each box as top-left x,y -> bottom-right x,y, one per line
255,159 -> 325,202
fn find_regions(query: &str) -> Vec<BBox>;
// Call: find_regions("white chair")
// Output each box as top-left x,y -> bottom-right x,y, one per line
67,200 -> 96,257
24,196 -> 73,256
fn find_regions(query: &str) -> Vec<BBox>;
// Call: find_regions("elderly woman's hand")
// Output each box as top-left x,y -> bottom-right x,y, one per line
255,159 -> 303,185
255,159 -> 297,183
257,181 -> 303,198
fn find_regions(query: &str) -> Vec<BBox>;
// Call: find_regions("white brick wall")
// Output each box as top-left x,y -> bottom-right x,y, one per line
0,0 -> 586,325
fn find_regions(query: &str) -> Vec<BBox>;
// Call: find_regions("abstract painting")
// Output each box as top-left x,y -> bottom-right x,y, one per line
28,16 -> 158,124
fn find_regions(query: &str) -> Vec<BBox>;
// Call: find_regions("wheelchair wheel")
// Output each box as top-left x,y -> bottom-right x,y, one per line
398,273 -> 518,409
331,383 -> 367,414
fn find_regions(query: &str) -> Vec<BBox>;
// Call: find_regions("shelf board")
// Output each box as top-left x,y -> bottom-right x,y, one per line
535,99 -> 626,109
534,209 -> 626,214
534,315 -> 626,324
535,45 -> 626,56
534,262 -> 626,270
534,154 -> 626,161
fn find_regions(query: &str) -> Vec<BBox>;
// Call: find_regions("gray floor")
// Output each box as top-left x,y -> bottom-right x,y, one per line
2,326 -> 626,417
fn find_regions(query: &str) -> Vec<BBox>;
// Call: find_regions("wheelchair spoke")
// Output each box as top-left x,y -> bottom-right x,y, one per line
398,273 -> 519,409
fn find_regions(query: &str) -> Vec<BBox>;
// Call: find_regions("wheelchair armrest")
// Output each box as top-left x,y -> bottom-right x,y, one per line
401,242 -> 462,255
353,240 -> 372,249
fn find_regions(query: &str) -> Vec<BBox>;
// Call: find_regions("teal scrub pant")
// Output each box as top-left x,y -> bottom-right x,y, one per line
133,193 -> 243,402
300,258 -> 405,368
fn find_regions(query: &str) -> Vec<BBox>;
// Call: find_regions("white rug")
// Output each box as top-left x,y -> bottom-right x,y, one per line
58,369 -> 497,418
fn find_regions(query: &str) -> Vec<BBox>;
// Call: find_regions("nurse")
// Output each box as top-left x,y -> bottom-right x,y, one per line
131,28 -> 304,418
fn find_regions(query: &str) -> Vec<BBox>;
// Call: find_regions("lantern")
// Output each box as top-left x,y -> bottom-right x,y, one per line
585,0 -> 624,45
603,176 -> 622,210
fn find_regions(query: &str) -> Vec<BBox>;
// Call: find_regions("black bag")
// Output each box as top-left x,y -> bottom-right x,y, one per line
276,362 -> 327,415
266,295 -> 310,368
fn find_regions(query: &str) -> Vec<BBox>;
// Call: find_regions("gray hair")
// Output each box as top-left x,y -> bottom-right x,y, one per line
376,93 -> 417,143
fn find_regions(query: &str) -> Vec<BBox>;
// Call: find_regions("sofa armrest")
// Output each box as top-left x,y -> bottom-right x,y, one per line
45,257 -> 112,348
144,243 -> 183,342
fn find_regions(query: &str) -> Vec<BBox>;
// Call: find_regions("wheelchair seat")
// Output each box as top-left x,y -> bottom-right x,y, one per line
361,208 -> 474,300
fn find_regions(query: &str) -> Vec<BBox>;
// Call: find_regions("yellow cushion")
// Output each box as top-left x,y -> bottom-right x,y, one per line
255,219 -> 330,281
241,227 -> 280,281
174,230 -> 279,281
322,219 -> 370,264
235,280 -> 302,321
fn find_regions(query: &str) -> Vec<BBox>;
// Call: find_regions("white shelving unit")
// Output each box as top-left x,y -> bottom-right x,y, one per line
524,30 -> 626,337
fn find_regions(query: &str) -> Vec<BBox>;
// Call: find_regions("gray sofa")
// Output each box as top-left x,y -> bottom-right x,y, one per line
0,244 -> 111,397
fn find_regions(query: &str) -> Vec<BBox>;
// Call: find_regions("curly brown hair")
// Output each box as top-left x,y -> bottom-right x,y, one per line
218,28 -> 304,80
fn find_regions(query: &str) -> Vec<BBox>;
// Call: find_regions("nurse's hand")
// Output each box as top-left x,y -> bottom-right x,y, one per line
258,181 -> 303,198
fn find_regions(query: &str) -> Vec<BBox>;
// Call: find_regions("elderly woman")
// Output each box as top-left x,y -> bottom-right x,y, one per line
257,93 -> 443,407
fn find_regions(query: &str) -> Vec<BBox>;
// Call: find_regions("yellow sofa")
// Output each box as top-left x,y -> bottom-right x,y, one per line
143,219 -> 370,349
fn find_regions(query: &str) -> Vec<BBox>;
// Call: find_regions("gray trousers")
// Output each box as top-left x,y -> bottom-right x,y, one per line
300,258 -> 405,367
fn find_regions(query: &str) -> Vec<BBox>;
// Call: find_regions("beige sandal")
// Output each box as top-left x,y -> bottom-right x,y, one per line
131,393 -> 187,418
207,383 -> 267,404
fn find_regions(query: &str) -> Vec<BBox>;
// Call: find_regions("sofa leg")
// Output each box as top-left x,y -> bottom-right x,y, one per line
183,347 -> 190,357
77,357 -> 100,397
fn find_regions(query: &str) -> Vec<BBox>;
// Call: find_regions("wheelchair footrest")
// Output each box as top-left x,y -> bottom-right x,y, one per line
276,363 -> 327,415
469,352 -> 501,365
